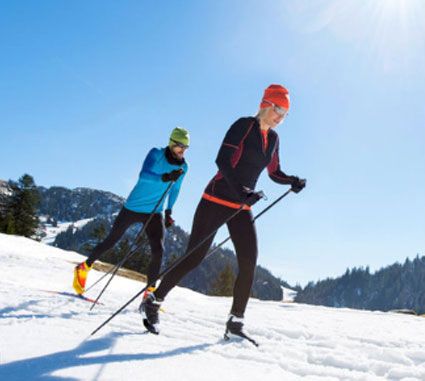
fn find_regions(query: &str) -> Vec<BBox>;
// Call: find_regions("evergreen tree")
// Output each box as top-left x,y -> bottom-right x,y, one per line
54,226 -> 75,249
82,222 -> 108,254
166,252 -> 180,268
296,255 -> 425,314
125,234 -> 151,274
3,174 -> 40,237
92,223 -> 107,241
3,211 -> 16,234
210,263 -> 235,296
101,237 -> 129,267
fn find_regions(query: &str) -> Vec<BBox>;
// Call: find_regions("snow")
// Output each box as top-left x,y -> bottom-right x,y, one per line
0,180 -> 13,197
40,217 -> 94,244
282,286 -> 298,302
1,233 -> 425,380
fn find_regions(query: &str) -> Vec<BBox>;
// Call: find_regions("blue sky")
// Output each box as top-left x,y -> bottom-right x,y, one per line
1,0 -> 424,286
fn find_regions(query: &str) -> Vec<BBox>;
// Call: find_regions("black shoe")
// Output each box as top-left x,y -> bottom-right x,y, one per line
139,292 -> 161,334
225,314 -> 244,335
224,315 -> 259,347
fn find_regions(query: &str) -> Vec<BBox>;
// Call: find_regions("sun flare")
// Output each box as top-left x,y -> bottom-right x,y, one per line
284,0 -> 425,72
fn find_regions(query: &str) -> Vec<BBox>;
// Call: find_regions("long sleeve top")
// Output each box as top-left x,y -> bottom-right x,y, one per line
125,147 -> 188,213
203,117 -> 293,208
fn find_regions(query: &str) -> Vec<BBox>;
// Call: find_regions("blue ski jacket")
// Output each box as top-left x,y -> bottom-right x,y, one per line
124,147 -> 188,214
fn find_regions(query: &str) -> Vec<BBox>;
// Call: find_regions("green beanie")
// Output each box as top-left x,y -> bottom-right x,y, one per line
169,127 -> 190,148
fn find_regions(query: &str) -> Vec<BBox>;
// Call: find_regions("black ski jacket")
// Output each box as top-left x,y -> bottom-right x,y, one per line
204,117 -> 294,204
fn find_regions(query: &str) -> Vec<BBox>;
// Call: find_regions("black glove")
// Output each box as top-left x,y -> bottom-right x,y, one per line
162,169 -> 183,182
242,187 -> 264,206
290,177 -> 306,193
164,209 -> 174,228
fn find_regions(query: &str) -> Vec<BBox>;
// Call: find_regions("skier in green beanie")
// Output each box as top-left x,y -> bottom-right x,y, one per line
73,127 -> 190,296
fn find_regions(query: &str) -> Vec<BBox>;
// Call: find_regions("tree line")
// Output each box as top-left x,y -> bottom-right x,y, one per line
296,256 -> 425,314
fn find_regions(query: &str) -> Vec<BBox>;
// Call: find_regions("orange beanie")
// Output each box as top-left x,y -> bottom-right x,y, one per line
260,84 -> 290,110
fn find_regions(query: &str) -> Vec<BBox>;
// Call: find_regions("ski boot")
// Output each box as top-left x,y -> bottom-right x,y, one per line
224,314 -> 259,347
139,291 -> 162,335
73,261 -> 92,295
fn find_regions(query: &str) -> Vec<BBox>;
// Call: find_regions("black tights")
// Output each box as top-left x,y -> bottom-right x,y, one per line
86,207 -> 164,285
155,198 -> 257,317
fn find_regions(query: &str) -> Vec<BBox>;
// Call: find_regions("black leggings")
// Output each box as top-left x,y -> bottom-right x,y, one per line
155,198 -> 257,317
86,207 -> 164,285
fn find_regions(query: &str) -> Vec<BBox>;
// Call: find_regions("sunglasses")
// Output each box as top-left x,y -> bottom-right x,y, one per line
171,139 -> 189,149
263,100 -> 288,117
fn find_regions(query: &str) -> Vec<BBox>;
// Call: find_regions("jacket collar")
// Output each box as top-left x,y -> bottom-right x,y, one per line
165,146 -> 185,166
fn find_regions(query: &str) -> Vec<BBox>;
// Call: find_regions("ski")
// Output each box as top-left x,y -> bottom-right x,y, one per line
224,330 -> 259,347
39,289 -> 104,305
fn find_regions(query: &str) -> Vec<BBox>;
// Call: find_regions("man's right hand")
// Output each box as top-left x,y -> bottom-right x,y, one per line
164,209 -> 174,228
162,169 -> 183,182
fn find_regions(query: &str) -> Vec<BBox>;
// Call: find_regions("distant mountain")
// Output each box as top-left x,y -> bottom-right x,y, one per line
295,256 -> 425,314
37,186 -> 124,222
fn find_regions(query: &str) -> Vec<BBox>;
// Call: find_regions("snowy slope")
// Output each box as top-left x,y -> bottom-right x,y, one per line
1,234 -> 425,381
39,217 -> 94,244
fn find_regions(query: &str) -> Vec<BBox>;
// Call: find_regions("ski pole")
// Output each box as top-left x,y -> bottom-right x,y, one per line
90,203 -> 247,336
90,188 -> 293,336
88,180 -> 176,310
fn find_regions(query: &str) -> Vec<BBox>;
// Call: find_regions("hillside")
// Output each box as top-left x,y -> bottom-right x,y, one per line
296,259 -> 425,314
37,185 -> 124,222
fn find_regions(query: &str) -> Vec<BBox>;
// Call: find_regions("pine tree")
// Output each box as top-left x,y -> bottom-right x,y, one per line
166,252 -> 180,267
6,174 -> 40,237
106,237 -> 132,267
82,222 -> 108,254
3,211 -> 16,234
92,223 -> 107,241
210,263 -> 235,296
125,235 -> 151,274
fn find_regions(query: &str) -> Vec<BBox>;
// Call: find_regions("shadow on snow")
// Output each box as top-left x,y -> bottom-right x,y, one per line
0,332 -> 215,381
